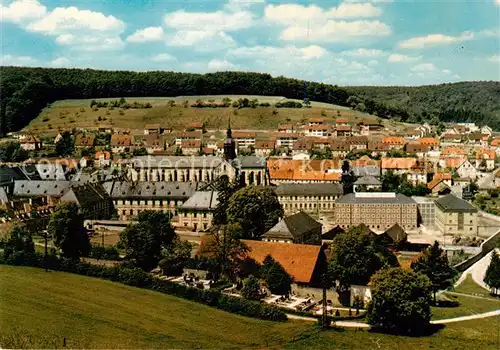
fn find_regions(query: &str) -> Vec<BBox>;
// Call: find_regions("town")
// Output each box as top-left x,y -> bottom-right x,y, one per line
1,91 -> 500,348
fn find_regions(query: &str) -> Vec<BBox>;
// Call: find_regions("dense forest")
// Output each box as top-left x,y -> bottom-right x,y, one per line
1,66 -> 499,135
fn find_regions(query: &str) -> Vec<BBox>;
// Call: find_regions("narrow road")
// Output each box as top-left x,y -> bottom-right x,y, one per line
430,309 -> 500,324
445,291 -> 500,302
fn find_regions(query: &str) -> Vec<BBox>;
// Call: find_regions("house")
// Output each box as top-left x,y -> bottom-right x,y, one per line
353,176 -> 382,192
418,137 -> 440,151
402,129 -> 422,140
267,159 -> 342,184
407,168 -> 428,186
75,134 -> 96,148
104,181 -> 201,220
467,132 -> 486,146
343,136 -> 369,151
241,240 -> 327,287
444,158 -> 478,180
232,131 -> 256,149
381,136 -> 406,150
175,131 -> 202,146
110,134 -> 133,154
262,211 -> 322,245
381,157 -> 418,176
334,125 -> 352,137
441,146 -> 467,158
309,118 -> 326,126
367,141 -> 391,157
59,183 -> 111,220
312,138 -> 330,150
274,183 -> 343,215
202,147 -> 216,156
440,133 -> 462,144
19,136 -> 41,151
94,151 -> 111,168
330,142 -> 350,158
144,124 -> 162,135
435,194 -> 478,237
178,191 -> 218,232
359,118 -> 381,130
405,143 -> 429,157
254,140 -> 275,158
275,132 -> 299,149
142,135 -> 164,154
481,125 -> 493,137
335,117 -> 349,125
428,173 -> 453,195
350,156 -> 381,177
180,140 -> 202,155
491,139 -> 500,156
306,125 -> 330,138
476,149 -> 496,171
278,124 -> 295,133
376,223 -> 408,246
97,124 -> 113,133
187,122 -> 204,132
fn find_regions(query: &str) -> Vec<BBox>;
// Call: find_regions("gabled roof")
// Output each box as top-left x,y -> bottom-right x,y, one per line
181,191 -> 219,210
476,148 -> 496,160
241,240 -> 323,284
381,157 -> 417,169
441,146 -> 466,156
382,223 -> 407,243
75,134 -> 96,147
419,137 -> 440,146
264,211 -> 321,241
382,136 -> 405,145
358,223 -> 377,238
435,194 -> 477,213
354,175 -> 381,186
111,134 -> 132,147
321,225 -> 345,240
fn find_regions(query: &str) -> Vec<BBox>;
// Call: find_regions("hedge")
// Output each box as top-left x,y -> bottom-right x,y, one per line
0,252 -> 287,322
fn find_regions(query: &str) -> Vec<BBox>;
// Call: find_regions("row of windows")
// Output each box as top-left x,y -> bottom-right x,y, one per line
122,208 -> 175,216
181,212 -> 209,218
281,195 -> 338,201
115,200 -> 181,206
283,202 -> 334,210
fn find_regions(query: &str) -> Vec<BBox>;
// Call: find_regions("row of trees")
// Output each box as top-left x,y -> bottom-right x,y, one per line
90,98 -> 152,109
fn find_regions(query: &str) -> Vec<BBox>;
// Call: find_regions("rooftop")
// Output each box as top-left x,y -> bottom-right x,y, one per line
274,183 -> 343,196
435,194 -> 477,213
336,192 -> 415,205
263,211 -> 322,240
181,191 -> 219,210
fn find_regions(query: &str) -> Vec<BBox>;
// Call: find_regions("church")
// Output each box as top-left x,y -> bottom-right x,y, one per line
127,121 -> 268,186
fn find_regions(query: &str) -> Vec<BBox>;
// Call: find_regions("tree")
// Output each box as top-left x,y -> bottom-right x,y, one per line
261,255 -> 293,296
367,267 -> 432,334
48,203 -> 90,259
133,147 -> 148,156
226,186 -> 284,239
0,141 -> 29,162
484,250 -> 500,295
197,223 -> 249,281
119,211 -> 176,270
410,241 -> 456,303
328,226 -> 398,293
381,170 -> 400,192
3,226 -> 34,258
212,176 -> 239,226
340,160 -> 355,195
241,275 -> 262,300
159,239 -> 192,276
55,131 -> 75,156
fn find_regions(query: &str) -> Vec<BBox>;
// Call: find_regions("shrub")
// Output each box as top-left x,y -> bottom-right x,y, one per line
89,245 -> 120,260
241,276 -> 262,301
42,117 -> 50,122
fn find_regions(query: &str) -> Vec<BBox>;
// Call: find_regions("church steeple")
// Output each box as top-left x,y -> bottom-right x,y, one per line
224,116 -> 236,161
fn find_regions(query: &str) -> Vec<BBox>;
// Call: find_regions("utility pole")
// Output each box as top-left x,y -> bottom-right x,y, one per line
44,231 -> 48,272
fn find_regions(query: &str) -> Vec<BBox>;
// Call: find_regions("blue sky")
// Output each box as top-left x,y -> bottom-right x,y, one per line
1,0 -> 499,86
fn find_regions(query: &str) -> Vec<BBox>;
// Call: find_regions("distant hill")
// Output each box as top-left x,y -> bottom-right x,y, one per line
1,66 -> 498,135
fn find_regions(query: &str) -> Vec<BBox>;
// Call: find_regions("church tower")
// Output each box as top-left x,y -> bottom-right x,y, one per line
223,117 -> 236,161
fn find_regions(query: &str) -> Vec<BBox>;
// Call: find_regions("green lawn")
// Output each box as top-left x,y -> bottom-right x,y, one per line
2,265 -> 500,349
431,276 -> 500,320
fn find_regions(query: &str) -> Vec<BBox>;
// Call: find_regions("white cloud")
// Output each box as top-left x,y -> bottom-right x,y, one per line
387,53 -> 421,63
230,45 -> 328,60
281,20 -> 391,42
55,34 -> 125,51
207,59 -> 237,71
367,59 -> 379,66
164,9 -> 253,32
151,53 -> 176,62
477,28 -> 500,38
442,69 -> 451,74
27,6 -> 125,34
344,0 -> 393,3
163,9 -> 254,49
264,3 -> 381,24
1,54 -> 38,66
126,26 -> 164,43
341,48 -> 385,57
487,55 -> 500,63
50,57 -> 71,67
0,0 -> 46,23
496,0 -> 500,6
224,0 -> 265,12
399,31 -> 474,49
411,63 -> 437,72
168,30 -> 236,50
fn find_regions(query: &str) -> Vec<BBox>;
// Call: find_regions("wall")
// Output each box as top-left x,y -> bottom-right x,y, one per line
291,284 -> 340,304
454,228 -> 500,272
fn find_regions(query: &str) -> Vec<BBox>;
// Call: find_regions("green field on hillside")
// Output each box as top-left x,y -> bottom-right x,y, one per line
23,96 -> 371,135
2,265 -> 499,349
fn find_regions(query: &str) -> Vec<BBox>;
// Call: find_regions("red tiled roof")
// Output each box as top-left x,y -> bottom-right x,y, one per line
476,148 -> 496,160
441,146 -> 466,156
181,140 -> 201,148
255,140 -> 275,149
110,134 -> 132,146
242,240 -> 322,284
419,137 -> 440,146
381,157 -> 418,169
233,131 -> 257,138
336,117 -> 348,124
382,136 -> 405,145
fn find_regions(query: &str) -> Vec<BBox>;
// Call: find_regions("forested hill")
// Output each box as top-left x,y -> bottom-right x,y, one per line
1,66 -> 499,135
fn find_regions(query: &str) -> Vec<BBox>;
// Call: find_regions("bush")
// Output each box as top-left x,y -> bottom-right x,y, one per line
241,276 -> 262,301
89,245 -> 120,260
